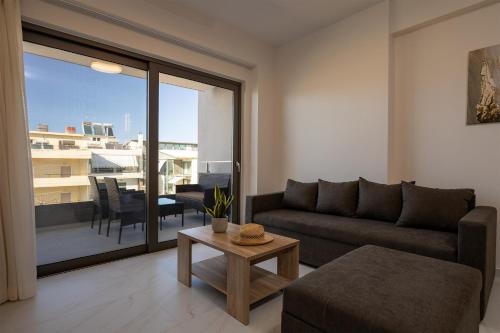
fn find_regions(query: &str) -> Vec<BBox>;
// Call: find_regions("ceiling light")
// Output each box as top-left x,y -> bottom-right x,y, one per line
90,61 -> 122,74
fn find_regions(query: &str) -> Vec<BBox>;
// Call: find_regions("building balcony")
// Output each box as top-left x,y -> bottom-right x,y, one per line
33,175 -> 90,188
90,172 -> 144,180
59,145 -> 81,150
31,149 -> 92,160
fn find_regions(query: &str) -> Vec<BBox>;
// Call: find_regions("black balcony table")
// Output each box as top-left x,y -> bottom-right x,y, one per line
158,197 -> 185,230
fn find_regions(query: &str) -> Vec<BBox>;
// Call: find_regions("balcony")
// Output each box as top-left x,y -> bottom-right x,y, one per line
35,202 -> 208,265
33,175 -> 90,188
31,143 -> 54,149
31,149 -> 91,160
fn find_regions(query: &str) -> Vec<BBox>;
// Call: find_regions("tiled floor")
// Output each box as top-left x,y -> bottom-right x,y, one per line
36,210 -> 208,265
0,244 -> 498,333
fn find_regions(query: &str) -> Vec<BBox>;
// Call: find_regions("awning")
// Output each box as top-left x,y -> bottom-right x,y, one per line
159,150 -> 197,160
159,161 -> 166,174
91,153 -> 138,169
168,176 -> 186,184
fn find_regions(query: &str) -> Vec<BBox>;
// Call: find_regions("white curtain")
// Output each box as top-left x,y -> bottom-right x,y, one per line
0,0 -> 37,304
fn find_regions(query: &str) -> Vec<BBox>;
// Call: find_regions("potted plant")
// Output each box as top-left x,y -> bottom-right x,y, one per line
205,185 -> 234,233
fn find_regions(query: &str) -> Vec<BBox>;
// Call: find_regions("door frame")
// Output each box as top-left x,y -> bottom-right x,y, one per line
23,22 -> 242,276
148,63 -> 241,252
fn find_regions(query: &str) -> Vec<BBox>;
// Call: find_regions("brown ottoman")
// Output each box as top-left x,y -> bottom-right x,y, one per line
282,245 -> 482,333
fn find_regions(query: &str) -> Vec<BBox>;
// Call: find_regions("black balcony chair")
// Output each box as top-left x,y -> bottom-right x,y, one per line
88,176 -> 109,234
104,177 -> 145,244
175,173 -> 231,225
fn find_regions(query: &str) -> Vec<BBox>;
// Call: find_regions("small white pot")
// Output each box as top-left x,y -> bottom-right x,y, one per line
211,217 -> 228,233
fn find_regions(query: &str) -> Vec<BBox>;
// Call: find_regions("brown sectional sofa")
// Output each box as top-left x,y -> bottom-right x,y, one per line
246,178 -> 497,319
282,245 -> 483,333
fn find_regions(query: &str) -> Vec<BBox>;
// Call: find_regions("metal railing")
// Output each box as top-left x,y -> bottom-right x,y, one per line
200,160 -> 232,173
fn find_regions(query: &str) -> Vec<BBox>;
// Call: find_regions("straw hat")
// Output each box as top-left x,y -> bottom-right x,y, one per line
231,223 -> 274,246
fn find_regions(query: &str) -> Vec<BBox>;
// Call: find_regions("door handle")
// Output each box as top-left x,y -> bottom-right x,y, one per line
235,161 -> 241,173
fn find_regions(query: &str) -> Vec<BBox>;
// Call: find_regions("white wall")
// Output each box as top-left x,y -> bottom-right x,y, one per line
391,2 -> 500,267
276,1 -> 390,185
275,0 -> 499,268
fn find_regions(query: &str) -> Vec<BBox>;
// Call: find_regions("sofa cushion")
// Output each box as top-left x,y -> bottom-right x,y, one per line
282,179 -> 318,212
356,177 -> 403,222
254,209 -> 457,261
198,172 -> 231,190
176,191 -> 204,202
283,245 -> 481,333
316,179 -> 358,217
397,183 -> 475,232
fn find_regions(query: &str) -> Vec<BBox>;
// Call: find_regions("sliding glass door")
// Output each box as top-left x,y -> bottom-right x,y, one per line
23,40 -> 148,270
153,71 -> 237,245
23,23 -> 241,275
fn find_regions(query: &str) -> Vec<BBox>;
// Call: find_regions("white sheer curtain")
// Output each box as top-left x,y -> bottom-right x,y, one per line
0,0 -> 37,304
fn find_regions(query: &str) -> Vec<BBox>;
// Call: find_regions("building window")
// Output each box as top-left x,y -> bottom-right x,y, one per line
167,160 -> 174,175
93,124 -> 104,136
183,161 -> 191,174
83,123 -> 93,135
59,140 -> 79,150
105,126 -> 114,137
60,192 -> 71,203
60,166 -> 71,177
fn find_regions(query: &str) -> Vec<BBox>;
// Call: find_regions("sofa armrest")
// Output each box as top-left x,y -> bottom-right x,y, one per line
176,184 -> 201,193
458,206 -> 497,316
245,192 -> 284,222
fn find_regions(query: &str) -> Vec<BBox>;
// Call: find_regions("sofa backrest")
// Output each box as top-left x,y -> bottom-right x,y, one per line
282,178 -> 477,232
198,173 -> 231,190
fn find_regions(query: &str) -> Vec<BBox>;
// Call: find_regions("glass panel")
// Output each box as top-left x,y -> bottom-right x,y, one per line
157,73 -> 233,242
23,42 -> 148,265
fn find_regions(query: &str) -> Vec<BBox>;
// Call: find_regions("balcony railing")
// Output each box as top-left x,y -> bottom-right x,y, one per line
31,149 -> 92,159
59,145 -> 81,150
201,160 -> 232,173
33,175 -> 90,188
32,143 -> 54,149
35,201 -> 94,227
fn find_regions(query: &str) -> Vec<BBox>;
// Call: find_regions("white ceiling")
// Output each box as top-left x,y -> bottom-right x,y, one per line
146,0 -> 383,46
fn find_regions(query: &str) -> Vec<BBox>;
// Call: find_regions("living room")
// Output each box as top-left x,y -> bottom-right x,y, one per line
1,0 -> 499,332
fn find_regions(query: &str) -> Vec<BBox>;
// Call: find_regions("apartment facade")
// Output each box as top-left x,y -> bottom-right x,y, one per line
30,122 -> 144,205
158,141 -> 198,195
30,129 -> 92,205
30,123 -> 198,204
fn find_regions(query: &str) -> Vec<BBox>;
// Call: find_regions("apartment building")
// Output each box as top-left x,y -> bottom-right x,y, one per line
30,122 -> 199,204
30,122 -> 144,204
158,141 -> 198,195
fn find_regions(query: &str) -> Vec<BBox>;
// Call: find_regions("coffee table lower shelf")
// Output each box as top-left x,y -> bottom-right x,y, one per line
192,255 -> 292,304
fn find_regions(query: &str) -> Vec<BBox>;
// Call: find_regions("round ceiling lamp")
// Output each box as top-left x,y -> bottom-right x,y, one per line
90,61 -> 123,74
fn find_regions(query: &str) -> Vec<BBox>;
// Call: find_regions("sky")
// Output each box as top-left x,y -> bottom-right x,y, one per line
24,53 -> 198,144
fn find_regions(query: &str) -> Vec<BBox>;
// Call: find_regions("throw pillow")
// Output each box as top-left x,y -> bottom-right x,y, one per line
282,179 -> 318,212
396,183 -> 475,232
356,177 -> 404,222
316,179 -> 358,217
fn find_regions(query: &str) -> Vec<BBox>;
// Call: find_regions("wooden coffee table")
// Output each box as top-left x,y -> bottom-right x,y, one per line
177,224 -> 299,325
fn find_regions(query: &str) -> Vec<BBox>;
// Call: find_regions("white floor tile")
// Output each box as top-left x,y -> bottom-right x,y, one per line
0,244 -> 497,333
